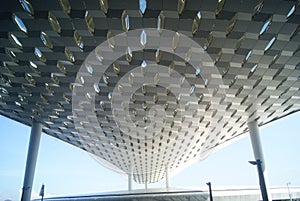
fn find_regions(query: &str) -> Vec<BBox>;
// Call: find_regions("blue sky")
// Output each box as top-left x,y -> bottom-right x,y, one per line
0,112 -> 300,201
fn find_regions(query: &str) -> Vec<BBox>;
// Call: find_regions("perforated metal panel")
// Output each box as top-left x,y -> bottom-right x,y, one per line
0,0 -> 299,184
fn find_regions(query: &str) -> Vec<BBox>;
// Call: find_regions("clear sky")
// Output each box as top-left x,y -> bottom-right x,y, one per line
0,111 -> 300,201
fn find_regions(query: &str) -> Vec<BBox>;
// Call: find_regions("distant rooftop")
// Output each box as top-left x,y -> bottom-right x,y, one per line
33,187 -> 300,201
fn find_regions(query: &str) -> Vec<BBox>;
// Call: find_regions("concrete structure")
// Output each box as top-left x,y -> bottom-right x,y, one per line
0,0 -> 299,200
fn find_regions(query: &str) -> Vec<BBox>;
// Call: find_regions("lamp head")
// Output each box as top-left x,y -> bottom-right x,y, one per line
249,160 -> 258,165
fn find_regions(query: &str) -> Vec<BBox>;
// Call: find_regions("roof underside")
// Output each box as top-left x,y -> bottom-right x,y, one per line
0,0 -> 300,184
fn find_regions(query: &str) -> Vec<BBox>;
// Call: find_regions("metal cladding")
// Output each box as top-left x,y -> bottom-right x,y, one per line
0,0 -> 300,184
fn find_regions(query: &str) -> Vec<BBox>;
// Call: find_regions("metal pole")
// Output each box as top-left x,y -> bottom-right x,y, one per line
206,182 -> 213,201
248,121 -> 271,201
39,184 -> 45,201
21,121 -> 42,201
256,160 -> 269,201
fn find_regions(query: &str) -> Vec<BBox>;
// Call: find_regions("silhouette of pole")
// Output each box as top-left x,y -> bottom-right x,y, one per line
249,160 -> 269,201
39,184 -> 45,201
206,182 -> 213,201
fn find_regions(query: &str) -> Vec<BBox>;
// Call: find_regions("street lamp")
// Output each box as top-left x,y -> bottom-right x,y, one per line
39,184 -> 45,201
287,182 -> 292,201
249,159 -> 269,201
206,182 -> 213,201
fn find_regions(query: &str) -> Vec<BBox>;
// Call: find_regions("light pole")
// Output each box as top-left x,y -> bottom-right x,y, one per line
249,160 -> 269,201
206,182 -> 213,201
287,182 -> 292,201
39,184 -> 45,201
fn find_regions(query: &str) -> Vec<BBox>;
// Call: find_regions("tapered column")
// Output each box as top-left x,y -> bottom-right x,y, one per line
21,121 -> 43,201
248,121 -> 272,201
248,121 -> 265,170
128,165 -> 133,191
165,166 -> 170,189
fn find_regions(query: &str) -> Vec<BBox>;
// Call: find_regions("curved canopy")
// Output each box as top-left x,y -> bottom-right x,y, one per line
0,0 -> 299,184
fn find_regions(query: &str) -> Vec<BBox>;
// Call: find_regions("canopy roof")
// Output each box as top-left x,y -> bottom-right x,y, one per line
0,0 -> 299,184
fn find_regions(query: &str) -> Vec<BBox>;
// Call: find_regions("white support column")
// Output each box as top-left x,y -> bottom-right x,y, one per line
128,165 -> 133,191
145,175 -> 148,191
248,121 -> 265,170
128,174 -> 133,191
248,121 -> 272,200
165,166 -> 170,190
21,121 -> 42,201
